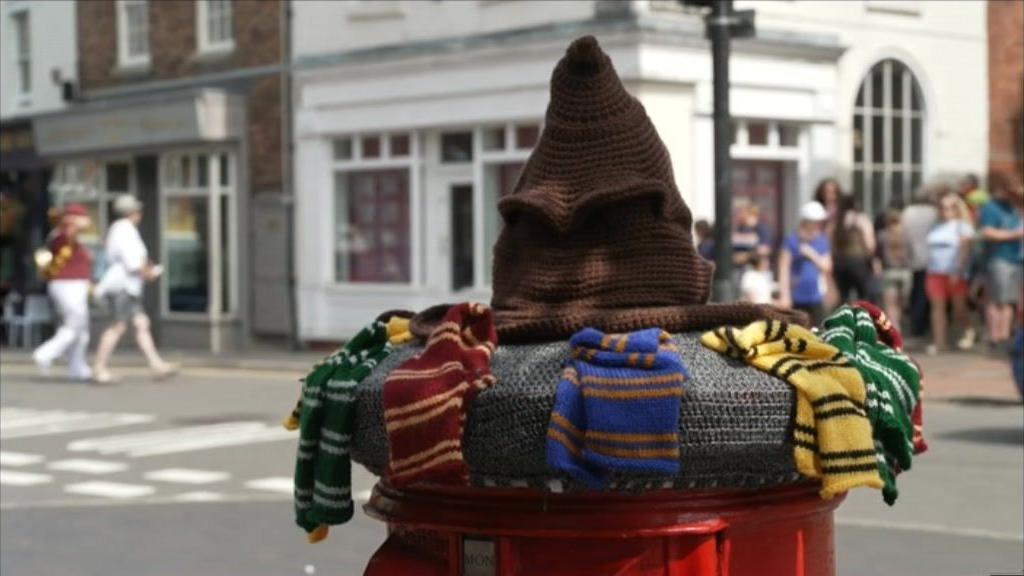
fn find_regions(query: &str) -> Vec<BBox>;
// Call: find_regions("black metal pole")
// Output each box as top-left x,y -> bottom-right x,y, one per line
709,0 -> 736,302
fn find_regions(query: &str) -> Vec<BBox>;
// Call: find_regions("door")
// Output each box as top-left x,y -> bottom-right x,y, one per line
732,160 -> 784,248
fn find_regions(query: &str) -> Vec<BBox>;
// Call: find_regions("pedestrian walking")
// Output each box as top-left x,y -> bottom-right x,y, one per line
732,204 -> 772,270
978,172 -> 1024,352
694,219 -> 716,262
778,201 -> 831,325
92,194 -> 178,383
925,193 -> 975,355
32,203 -> 94,381
815,178 -> 878,305
901,185 -> 940,337
878,207 -> 912,331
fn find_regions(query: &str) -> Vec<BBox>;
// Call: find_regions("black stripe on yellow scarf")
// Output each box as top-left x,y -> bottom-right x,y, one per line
702,321 -> 882,499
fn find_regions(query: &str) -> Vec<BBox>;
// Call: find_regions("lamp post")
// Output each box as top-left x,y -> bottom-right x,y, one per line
680,0 -> 755,302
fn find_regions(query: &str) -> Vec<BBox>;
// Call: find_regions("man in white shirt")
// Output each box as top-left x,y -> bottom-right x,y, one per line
93,194 -> 177,382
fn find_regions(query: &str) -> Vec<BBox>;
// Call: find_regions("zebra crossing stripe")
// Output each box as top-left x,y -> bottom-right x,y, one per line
245,477 -> 294,494
0,469 -> 53,486
1,408 -> 154,440
144,469 -> 230,485
0,451 -> 44,467
68,422 -> 294,458
47,459 -> 128,475
64,481 -> 155,499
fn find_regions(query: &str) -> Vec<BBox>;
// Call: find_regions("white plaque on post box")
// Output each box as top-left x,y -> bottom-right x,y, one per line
462,537 -> 496,576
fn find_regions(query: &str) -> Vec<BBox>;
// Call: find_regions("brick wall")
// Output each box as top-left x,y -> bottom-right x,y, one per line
988,0 -> 1024,181
77,0 -> 282,191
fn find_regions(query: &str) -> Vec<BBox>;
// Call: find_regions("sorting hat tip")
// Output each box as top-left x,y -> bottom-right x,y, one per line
565,35 -> 604,76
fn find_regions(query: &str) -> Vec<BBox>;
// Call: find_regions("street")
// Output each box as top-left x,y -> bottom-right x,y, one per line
1,358 -> 1021,576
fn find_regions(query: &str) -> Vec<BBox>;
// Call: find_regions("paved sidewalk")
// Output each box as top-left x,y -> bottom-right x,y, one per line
913,349 -> 1021,403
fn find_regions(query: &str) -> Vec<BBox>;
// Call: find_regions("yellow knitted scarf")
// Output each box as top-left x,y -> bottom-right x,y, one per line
701,320 -> 883,499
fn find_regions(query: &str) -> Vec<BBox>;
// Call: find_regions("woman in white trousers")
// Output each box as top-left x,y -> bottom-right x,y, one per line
32,204 -> 94,381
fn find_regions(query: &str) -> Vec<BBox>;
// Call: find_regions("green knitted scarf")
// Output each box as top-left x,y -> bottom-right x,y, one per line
821,306 -> 920,505
294,321 -> 392,540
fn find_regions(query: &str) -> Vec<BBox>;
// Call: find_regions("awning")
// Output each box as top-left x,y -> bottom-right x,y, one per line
33,88 -> 245,157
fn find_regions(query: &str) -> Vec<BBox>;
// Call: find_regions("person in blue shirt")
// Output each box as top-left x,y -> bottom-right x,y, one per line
978,173 -> 1024,350
778,201 -> 832,325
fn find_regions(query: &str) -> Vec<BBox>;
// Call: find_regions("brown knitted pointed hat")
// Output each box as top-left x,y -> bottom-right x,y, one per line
486,36 -> 805,343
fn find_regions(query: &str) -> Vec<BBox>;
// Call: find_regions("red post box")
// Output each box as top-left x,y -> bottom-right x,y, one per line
363,482 -> 842,576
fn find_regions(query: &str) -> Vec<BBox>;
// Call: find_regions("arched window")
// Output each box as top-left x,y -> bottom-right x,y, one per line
852,59 -> 925,215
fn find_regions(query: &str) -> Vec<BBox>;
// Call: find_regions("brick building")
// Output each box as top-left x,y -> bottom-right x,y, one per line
989,0 -> 1024,181
33,0 -> 287,351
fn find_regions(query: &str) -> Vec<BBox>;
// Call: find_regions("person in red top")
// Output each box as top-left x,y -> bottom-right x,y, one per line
32,204 -> 94,381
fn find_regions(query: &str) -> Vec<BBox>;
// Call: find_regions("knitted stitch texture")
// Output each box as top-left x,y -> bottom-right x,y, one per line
293,322 -> 392,542
487,35 -> 805,343
384,303 -> 498,488
822,306 -> 921,505
701,320 -> 883,499
548,328 -> 686,488
854,300 -> 928,455
353,333 -> 800,491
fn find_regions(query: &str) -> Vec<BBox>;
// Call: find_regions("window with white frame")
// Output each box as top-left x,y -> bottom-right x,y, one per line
852,59 -> 925,215
196,0 -> 234,53
117,0 -> 150,67
333,132 -> 413,284
49,160 -> 135,277
161,151 -> 235,315
480,123 -> 536,285
12,11 -> 30,95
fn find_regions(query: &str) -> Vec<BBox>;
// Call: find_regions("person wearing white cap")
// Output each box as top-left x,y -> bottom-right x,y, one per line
92,194 -> 178,383
777,201 -> 833,325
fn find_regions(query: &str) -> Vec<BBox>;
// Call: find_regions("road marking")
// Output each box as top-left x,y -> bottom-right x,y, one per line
837,517 -> 1024,543
144,468 -> 230,485
68,421 -> 294,457
0,451 -> 44,467
0,469 -> 53,486
172,491 -> 225,502
1,407 -> 154,439
245,477 -> 294,494
64,481 -> 156,499
0,491 -> 289,511
47,459 -> 128,475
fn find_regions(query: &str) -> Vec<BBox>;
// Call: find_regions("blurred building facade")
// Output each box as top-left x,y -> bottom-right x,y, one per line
988,0 -> 1024,181
291,0 -> 990,341
30,0 -> 286,351
0,0 -> 77,301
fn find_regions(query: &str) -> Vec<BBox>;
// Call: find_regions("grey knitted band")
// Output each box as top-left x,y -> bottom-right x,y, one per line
352,332 -> 802,492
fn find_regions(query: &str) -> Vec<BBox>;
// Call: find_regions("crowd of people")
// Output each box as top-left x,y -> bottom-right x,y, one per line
31,194 -> 178,383
696,173 -> 1024,360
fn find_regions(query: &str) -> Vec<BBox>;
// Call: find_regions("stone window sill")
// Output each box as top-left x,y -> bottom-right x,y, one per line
113,62 -> 152,78
346,4 -> 404,22
192,46 -> 235,64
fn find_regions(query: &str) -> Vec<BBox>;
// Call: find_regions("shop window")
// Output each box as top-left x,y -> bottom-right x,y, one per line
105,163 -> 131,192
482,127 -> 505,151
514,125 -> 540,150
389,134 -> 410,157
166,197 -> 210,313
852,58 -> 925,213
334,169 -> 411,284
778,124 -> 799,148
162,151 -> 235,315
483,162 -> 525,284
334,138 -> 353,161
441,132 -> 473,163
746,122 -> 769,146
362,135 -> 381,159
451,184 -> 474,291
